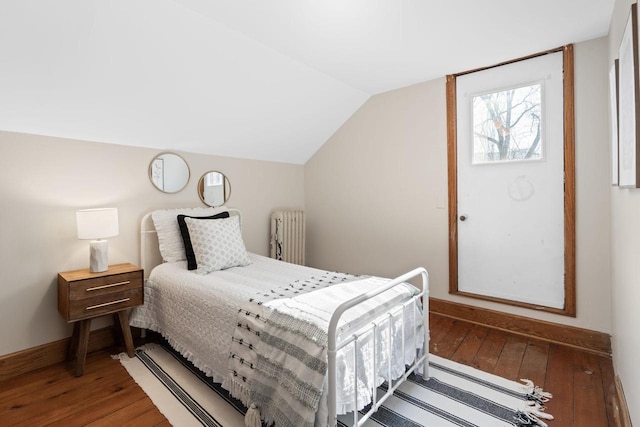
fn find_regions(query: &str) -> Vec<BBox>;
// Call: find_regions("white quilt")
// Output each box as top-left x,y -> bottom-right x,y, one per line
129,254 -> 424,426
130,253 -> 332,384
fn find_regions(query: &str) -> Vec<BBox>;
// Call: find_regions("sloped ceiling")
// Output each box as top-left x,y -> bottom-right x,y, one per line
0,0 -> 613,164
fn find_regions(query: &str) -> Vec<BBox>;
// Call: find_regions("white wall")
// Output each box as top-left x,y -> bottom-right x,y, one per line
608,0 -> 640,423
0,131 -> 304,357
305,37 -> 612,333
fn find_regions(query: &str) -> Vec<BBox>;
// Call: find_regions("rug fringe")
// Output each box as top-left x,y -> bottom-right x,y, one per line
110,343 -> 160,360
520,378 -> 553,403
513,378 -> 554,427
514,409 -> 553,427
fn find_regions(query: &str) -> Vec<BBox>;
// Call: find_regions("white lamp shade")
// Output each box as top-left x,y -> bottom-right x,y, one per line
76,208 -> 119,240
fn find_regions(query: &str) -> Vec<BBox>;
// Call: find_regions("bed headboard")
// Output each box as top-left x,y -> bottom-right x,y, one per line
140,208 -> 242,280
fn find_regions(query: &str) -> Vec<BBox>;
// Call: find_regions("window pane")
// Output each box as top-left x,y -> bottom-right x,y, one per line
472,84 -> 543,163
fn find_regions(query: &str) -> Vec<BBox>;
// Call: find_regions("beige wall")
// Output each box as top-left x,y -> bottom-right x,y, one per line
608,0 -> 640,423
305,37 -> 612,333
0,131 -> 304,357
305,77 -> 449,287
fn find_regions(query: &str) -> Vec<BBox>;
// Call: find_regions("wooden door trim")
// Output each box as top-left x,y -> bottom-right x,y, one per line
563,44 -> 576,316
446,74 -> 459,297
446,45 -> 576,317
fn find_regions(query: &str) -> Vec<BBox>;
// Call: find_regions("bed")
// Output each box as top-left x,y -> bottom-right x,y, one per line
131,207 -> 429,427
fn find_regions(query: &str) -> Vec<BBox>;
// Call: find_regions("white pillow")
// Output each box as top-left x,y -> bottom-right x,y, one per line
185,215 -> 252,274
151,207 -> 228,262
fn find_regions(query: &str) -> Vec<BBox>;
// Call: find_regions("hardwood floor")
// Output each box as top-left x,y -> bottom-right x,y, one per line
0,314 -> 618,426
429,315 -> 618,427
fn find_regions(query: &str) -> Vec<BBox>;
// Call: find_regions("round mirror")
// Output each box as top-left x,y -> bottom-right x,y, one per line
198,171 -> 231,207
149,152 -> 190,193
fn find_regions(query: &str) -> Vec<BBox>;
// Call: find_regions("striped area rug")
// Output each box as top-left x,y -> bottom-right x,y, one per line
115,343 -> 554,427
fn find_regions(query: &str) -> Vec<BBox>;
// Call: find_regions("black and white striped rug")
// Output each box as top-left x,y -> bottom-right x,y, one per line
116,344 -> 553,427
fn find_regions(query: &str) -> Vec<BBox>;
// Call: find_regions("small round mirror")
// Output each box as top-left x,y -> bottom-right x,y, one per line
149,153 -> 190,193
198,171 -> 231,207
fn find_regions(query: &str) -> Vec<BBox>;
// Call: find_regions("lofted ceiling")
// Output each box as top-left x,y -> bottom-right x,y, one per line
0,0 -> 614,164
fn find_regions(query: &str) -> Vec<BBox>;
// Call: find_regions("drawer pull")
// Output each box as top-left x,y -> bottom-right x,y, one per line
86,281 -> 130,292
86,298 -> 130,310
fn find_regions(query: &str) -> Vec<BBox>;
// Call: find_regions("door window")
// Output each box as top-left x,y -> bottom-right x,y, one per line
472,83 -> 543,164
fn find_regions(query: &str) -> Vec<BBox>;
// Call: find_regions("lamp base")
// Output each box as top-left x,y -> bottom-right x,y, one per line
89,240 -> 109,273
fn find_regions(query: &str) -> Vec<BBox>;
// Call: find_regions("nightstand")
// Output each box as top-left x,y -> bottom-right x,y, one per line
58,263 -> 144,376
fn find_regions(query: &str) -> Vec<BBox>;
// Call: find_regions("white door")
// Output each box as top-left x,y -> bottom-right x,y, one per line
455,52 -> 565,309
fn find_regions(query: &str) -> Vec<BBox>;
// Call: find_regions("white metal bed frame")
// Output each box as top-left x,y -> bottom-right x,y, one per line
139,208 -> 429,427
328,267 -> 429,426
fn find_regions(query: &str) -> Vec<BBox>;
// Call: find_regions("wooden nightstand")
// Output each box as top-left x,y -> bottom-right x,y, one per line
58,263 -> 144,376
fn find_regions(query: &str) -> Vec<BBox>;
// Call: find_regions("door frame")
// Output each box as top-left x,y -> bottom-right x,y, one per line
446,45 -> 576,317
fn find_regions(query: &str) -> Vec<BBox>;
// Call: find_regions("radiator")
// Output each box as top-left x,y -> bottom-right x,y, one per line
270,210 -> 305,265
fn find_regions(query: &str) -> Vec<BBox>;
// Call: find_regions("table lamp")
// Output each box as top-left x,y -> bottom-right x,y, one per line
76,208 -> 119,273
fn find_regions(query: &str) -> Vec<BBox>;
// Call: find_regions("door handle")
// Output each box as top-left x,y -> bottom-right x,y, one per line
459,215 -> 468,221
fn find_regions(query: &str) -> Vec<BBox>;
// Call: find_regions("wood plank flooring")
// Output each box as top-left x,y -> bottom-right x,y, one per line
0,314 -> 618,426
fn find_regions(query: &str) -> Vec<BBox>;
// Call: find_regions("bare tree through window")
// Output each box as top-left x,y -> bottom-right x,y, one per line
472,83 -> 543,163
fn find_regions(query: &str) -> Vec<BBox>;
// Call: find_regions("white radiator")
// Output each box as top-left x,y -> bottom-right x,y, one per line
270,210 -> 305,265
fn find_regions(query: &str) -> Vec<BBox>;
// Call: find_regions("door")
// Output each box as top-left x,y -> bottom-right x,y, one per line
447,48 -> 575,315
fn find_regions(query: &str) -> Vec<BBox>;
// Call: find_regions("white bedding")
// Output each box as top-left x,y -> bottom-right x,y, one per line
241,276 -> 423,427
130,253 -> 424,426
129,253 -> 336,383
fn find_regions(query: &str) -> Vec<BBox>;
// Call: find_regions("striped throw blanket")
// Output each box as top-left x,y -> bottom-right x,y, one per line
223,273 -> 356,417
229,276 -> 423,427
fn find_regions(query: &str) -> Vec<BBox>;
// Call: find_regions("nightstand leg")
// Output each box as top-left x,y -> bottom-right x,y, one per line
113,313 -> 124,345
67,322 -> 80,361
75,319 -> 91,377
117,310 -> 135,358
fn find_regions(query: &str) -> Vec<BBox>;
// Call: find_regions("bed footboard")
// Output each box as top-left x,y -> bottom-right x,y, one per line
327,267 -> 429,427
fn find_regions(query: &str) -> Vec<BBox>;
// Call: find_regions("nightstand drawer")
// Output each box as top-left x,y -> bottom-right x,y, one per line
68,288 -> 143,321
58,263 -> 144,322
69,271 -> 142,300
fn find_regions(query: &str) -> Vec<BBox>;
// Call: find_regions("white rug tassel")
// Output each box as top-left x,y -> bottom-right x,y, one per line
520,378 -> 553,403
245,403 -> 261,427
522,410 -> 553,427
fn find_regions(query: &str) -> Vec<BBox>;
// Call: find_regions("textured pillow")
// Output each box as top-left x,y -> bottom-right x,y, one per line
178,211 -> 230,270
185,215 -> 252,274
151,207 -> 228,262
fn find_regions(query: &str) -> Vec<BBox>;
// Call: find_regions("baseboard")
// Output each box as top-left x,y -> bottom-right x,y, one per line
0,326 -> 118,382
429,298 -> 611,356
614,376 -> 633,427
